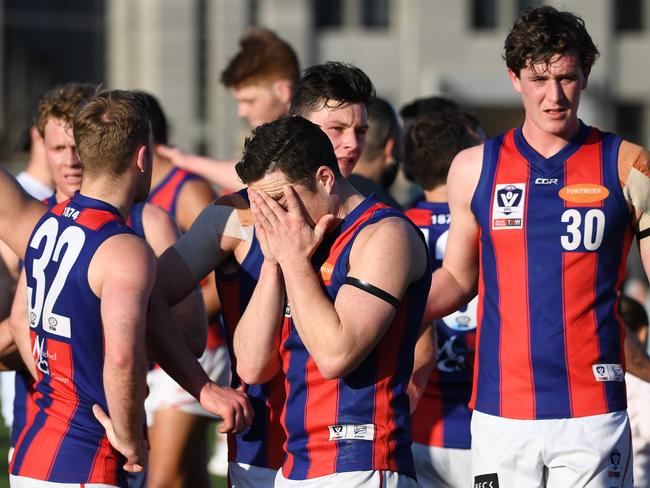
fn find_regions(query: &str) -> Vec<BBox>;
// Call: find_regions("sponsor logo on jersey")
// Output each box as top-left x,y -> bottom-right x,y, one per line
320,262 -> 334,282
559,183 -> 609,203
592,363 -> 624,382
328,423 -> 375,441
474,473 -> 499,488
534,178 -> 559,185
492,183 -> 526,230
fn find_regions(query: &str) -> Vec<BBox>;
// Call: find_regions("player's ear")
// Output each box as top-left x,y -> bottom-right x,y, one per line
272,79 -> 293,105
316,166 -> 336,194
135,145 -> 148,174
508,68 -> 522,94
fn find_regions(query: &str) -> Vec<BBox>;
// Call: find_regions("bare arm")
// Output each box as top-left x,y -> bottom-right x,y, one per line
407,322 -> 437,413
142,203 -> 207,356
157,145 -> 244,191
0,169 -> 47,259
90,234 -> 154,471
250,187 -> 427,379
8,269 -> 37,379
425,146 -> 483,322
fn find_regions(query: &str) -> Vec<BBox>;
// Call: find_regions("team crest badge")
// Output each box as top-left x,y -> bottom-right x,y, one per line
492,183 -> 526,230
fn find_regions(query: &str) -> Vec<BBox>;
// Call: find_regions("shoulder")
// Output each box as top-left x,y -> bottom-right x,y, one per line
179,176 -> 217,203
355,214 -> 426,260
617,139 -> 650,183
142,203 -> 178,235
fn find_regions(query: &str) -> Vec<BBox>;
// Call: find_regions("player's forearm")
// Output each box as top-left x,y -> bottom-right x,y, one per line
233,261 -> 284,384
183,156 -> 243,191
425,267 -> 476,323
103,349 -> 147,449
147,292 -> 211,398
408,322 -> 437,413
171,288 -> 207,357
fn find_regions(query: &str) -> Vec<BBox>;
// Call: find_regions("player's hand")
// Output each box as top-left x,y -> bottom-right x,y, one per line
250,186 -> 335,265
249,188 -> 278,264
156,145 -> 190,170
92,404 -> 148,473
198,382 -> 253,433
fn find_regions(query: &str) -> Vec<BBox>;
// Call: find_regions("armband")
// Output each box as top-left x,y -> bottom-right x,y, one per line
344,277 -> 401,309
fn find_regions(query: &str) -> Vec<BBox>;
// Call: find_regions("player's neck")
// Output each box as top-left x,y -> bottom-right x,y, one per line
335,182 -> 368,221
521,117 -> 581,158
424,185 -> 447,203
150,154 -> 174,188
80,177 -> 133,220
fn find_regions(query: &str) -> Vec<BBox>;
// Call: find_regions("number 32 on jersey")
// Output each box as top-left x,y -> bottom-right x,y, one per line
26,217 -> 85,339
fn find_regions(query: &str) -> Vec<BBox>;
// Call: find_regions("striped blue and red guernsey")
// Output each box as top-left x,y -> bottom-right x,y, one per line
11,193 -> 135,486
406,201 -> 476,449
215,189 -> 286,470
470,123 -> 633,420
147,167 -> 200,222
280,196 -> 430,481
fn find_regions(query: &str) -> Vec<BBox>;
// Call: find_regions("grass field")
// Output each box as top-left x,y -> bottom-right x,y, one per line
0,421 -> 227,487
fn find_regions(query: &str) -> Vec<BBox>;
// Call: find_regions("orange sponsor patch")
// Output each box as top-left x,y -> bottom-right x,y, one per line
320,262 -> 334,282
558,183 -> 609,203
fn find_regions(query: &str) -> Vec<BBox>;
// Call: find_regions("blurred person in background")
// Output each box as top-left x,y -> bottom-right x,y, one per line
157,28 -> 300,193
349,97 -> 402,209
403,110 -> 484,488
152,61 -> 374,488
621,295 -> 650,488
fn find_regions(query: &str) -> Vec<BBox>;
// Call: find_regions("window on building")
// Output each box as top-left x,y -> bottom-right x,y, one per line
616,103 -> 644,145
471,0 -> 498,30
248,0 -> 260,26
361,0 -> 389,28
313,0 -> 343,29
615,0 -> 643,32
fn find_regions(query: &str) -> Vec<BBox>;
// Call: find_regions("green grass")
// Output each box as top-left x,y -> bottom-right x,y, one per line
0,421 -> 227,487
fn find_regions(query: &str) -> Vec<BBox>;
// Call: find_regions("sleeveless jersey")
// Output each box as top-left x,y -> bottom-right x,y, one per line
470,123 -> 633,420
215,189 -> 286,469
10,192 -> 136,486
406,201 -> 477,449
280,196 -> 431,480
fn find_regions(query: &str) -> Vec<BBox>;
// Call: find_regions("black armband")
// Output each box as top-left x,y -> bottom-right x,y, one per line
637,227 -> 650,240
344,277 -> 401,309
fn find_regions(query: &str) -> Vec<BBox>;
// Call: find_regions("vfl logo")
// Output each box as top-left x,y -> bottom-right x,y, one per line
497,185 -> 523,214
610,449 -> 621,468
492,183 -> 525,230
332,425 -> 343,434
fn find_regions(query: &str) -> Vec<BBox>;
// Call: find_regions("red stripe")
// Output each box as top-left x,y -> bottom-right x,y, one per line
149,171 -> 186,214
88,436 -> 119,484
492,131 -> 534,418
17,340 -> 79,479
410,368 -> 444,446
280,318 -> 294,477
266,371 -> 287,469
75,209 -> 121,231
302,357 -> 338,478
50,200 -> 69,216
562,129 -> 607,416
372,298 -> 410,472
404,208 -> 431,228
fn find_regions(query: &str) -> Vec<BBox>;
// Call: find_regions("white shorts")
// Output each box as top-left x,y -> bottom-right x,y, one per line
228,462 -> 277,488
471,409 -> 633,488
144,345 -> 230,426
1,370 -> 16,427
9,475 -> 118,487
274,469 -> 416,487
411,442 -> 471,488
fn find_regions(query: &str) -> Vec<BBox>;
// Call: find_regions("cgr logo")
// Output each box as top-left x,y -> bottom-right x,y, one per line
535,178 -> 558,185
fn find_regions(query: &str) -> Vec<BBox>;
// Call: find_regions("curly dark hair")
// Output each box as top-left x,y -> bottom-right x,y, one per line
290,61 -> 375,116
504,6 -> 599,76
236,115 -> 341,191
403,110 -> 482,191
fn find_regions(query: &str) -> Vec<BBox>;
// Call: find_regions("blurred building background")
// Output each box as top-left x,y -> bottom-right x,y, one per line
1,0 -> 649,163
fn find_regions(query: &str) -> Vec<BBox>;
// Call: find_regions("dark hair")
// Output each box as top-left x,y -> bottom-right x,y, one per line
361,97 -> 400,162
221,28 -> 300,87
36,83 -> 98,136
399,96 -> 459,122
236,115 -> 340,191
133,91 -> 168,145
74,90 -> 150,178
403,110 -> 482,190
504,6 -> 599,76
290,62 -> 375,116
619,295 -> 649,334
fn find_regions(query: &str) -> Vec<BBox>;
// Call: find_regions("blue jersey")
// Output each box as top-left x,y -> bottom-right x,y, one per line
11,192 -> 135,486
